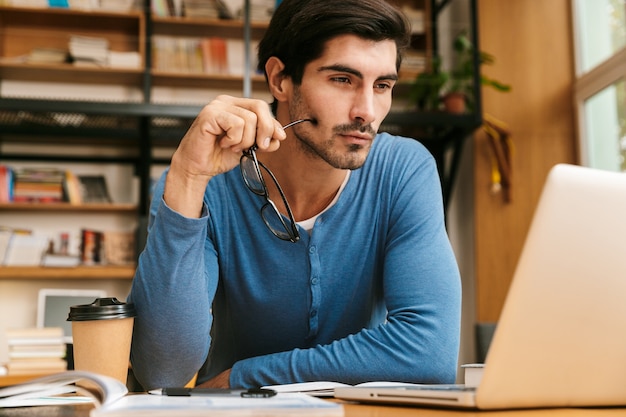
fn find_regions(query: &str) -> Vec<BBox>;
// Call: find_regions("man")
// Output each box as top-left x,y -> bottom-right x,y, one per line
129,0 -> 461,390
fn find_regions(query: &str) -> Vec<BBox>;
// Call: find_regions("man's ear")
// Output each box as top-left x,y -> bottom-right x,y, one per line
265,57 -> 291,102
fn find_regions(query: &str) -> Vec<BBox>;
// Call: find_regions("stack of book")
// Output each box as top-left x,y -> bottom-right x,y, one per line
26,47 -> 70,65
0,165 -> 114,205
5,328 -> 67,376
12,167 -> 65,203
69,35 -> 109,67
182,0 -> 219,18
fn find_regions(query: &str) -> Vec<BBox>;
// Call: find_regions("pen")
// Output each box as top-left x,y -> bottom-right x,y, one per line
148,387 -> 277,398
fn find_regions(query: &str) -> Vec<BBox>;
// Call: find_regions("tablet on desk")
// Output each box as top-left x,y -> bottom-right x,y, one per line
37,288 -> 106,344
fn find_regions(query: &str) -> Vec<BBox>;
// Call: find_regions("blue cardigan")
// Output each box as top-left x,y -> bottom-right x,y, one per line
129,132 -> 462,390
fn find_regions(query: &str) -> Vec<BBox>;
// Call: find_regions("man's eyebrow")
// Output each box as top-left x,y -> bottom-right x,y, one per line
318,64 -> 398,81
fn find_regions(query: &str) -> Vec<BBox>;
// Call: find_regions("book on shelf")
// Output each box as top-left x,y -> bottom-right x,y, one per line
99,0 -> 135,12
69,35 -> 109,67
48,0 -> 69,8
0,226 -> 134,267
108,51 -> 141,69
78,175 -> 112,204
0,370 -> 343,416
8,0 -> 48,7
103,230 -> 135,265
26,47 -> 70,65
152,35 -> 252,76
81,229 -> 105,265
0,165 -> 118,205
12,167 -> 65,204
183,0 -> 220,18
0,226 -> 11,265
2,231 -> 49,266
66,0 -> 97,9
62,170 -> 83,205
41,253 -> 82,267
0,165 -> 13,203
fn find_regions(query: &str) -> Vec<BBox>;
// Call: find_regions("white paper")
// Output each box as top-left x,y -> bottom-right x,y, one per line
91,393 -> 343,417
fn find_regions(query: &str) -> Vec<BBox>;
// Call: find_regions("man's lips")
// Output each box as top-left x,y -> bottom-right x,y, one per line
341,132 -> 373,142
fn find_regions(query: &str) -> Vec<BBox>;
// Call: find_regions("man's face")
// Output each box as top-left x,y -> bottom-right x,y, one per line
288,34 -> 398,170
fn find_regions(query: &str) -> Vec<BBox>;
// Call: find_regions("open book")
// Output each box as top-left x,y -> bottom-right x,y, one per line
0,370 -> 127,408
0,371 -> 343,416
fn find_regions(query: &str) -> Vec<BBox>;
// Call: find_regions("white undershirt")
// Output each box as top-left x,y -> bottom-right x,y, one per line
297,171 -> 351,233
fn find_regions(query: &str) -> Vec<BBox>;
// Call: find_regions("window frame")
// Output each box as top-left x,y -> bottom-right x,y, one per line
571,0 -> 626,169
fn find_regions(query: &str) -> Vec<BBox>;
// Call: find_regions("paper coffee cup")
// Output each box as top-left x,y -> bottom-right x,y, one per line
67,297 -> 136,385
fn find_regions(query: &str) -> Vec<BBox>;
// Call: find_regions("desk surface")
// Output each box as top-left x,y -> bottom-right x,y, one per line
2,402 -> 626,417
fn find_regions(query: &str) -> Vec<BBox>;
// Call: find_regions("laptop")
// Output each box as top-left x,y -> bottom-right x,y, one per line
37,288 -> 106,344
335,164 -> 626,410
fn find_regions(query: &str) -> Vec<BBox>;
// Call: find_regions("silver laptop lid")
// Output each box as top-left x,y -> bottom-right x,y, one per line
477,164 -> 626,409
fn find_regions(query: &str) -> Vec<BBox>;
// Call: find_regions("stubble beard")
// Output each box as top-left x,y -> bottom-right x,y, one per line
289,88 -> 377,170
294,127 -> 373,171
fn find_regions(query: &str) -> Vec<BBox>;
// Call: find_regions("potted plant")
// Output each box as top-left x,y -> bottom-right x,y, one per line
408,56 -> 448,112
443,30 -> 511,113
409,30 -> 511,113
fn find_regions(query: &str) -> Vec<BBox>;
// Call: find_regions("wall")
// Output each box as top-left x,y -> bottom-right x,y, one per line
474,0 -> 577,323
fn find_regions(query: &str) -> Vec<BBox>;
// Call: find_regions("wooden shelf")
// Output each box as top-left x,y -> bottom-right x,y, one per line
151,70 -> 267,89
0,63 -> 144,86
0,4 -> 143,18
0,265 -> 135,280
0,5 -> 145,85
0,202 -> 137,213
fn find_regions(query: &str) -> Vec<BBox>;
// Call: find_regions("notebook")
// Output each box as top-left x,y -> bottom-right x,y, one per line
334,164 -> 626,410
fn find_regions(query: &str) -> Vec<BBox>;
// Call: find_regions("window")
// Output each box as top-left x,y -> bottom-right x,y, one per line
573,0 -> 626,172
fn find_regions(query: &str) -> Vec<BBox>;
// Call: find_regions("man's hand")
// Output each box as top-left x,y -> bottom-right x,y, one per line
164,95 -> 287,218
195,368 -> 232,388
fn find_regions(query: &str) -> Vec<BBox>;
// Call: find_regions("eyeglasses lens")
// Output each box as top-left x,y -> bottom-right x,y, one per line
241,154 -> 265,195
261,201 -> 293,241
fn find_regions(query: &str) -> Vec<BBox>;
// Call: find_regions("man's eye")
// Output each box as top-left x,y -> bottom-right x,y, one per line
331,77 -> 351,84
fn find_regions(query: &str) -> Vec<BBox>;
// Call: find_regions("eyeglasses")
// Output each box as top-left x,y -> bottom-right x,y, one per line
240,119 -> 312,242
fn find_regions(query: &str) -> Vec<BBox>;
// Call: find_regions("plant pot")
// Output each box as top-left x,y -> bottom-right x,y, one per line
442,92 -> 466,114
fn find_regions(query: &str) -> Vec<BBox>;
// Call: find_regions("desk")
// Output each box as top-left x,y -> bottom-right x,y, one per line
2,402 -> 626,417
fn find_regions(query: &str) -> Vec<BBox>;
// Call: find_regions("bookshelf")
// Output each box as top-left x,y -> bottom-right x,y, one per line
0,0 -> 480,379
0,6 -> 145,85
0,0 -> 479,278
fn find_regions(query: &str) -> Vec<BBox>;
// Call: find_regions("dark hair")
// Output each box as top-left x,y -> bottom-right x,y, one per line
257,0 -> 411,85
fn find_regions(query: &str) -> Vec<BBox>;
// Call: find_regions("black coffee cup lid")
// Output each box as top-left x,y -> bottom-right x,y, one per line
67,297 -> 136,321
